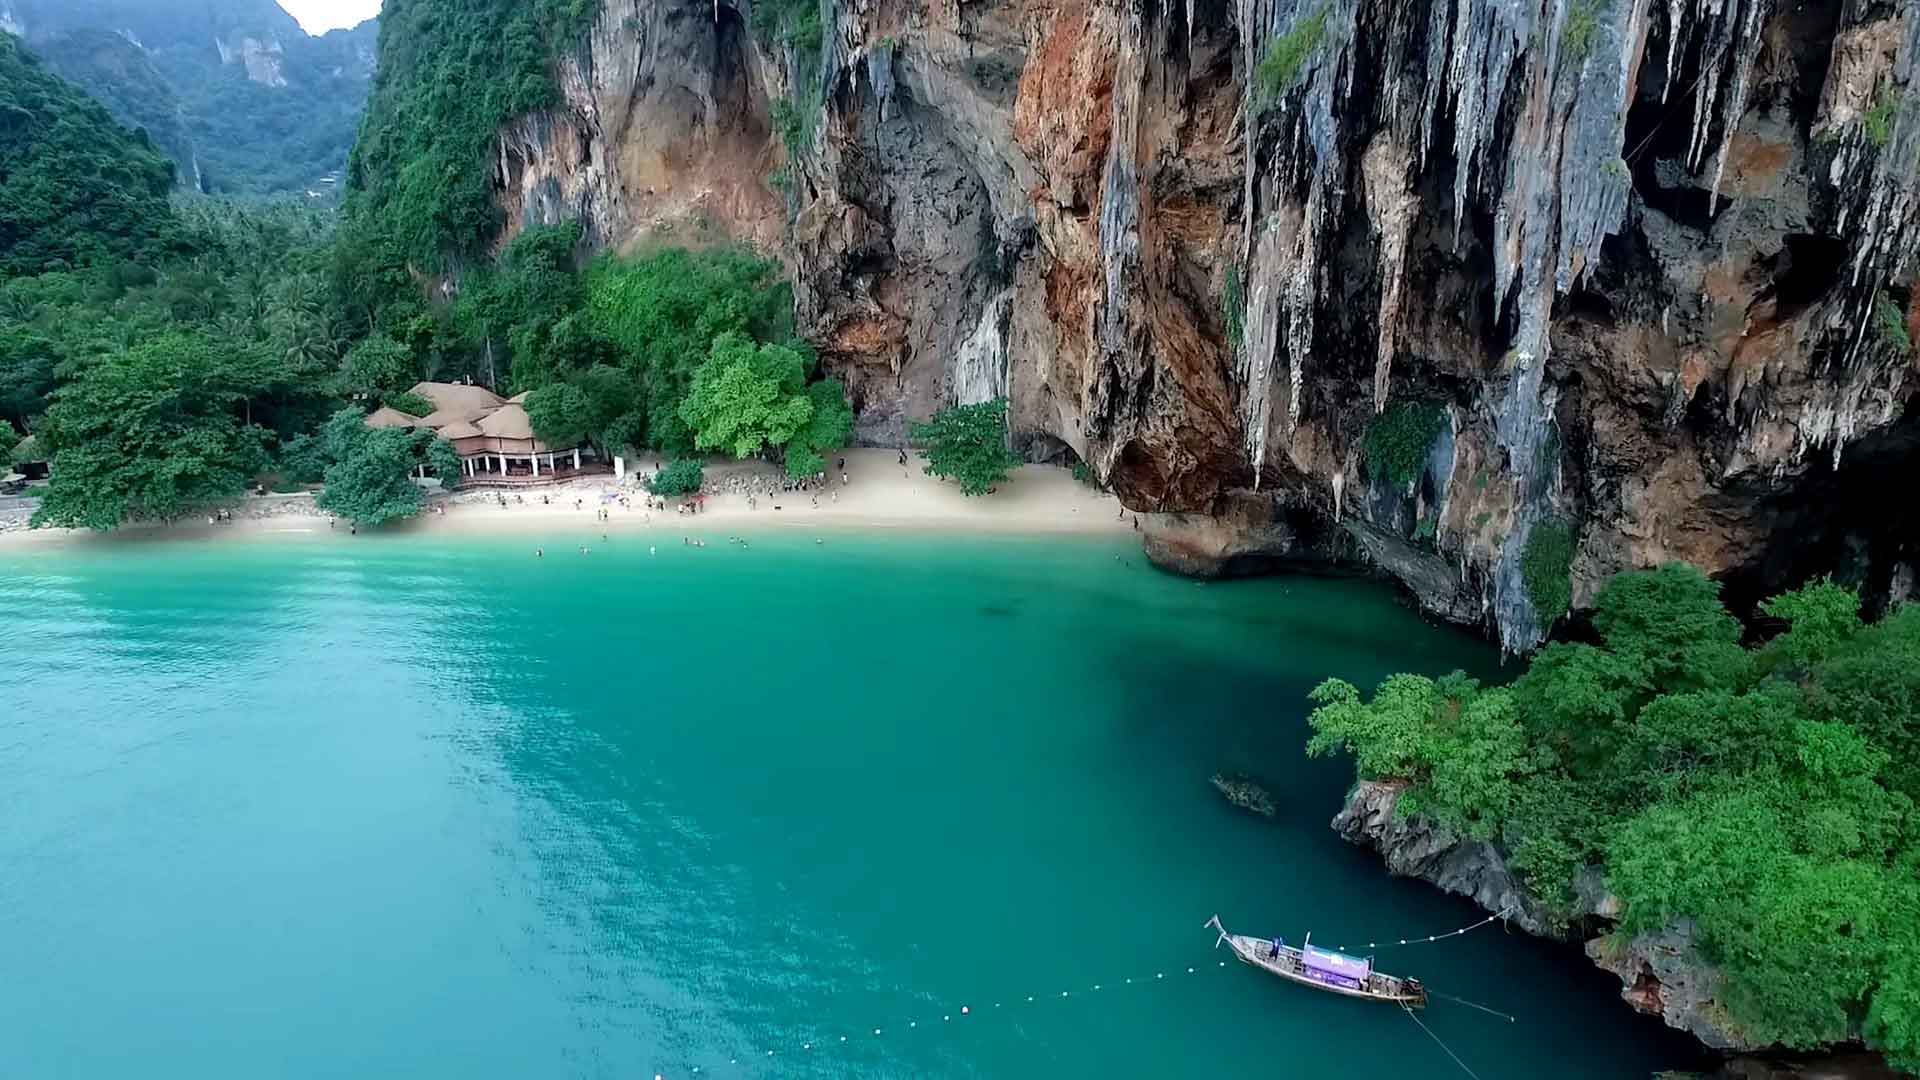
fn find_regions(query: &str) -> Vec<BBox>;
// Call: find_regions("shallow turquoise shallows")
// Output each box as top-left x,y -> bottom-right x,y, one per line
1,532 -> 1704,1078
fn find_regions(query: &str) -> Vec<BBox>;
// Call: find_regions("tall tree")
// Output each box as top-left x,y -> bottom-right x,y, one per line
911,397 -> 1022,496
679,332 -> 814,460
31,332 -> 275,529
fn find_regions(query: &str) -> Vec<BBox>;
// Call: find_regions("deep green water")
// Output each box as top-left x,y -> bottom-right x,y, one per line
1,531 -> 1705,1078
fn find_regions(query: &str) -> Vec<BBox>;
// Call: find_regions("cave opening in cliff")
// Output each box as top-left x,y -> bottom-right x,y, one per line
1620,45 -> 1730,231
1771,234 -> 1850,317
1721,408 -> 1920,623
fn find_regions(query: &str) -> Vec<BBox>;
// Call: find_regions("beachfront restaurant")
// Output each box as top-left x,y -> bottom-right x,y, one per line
364,382 -> 595,482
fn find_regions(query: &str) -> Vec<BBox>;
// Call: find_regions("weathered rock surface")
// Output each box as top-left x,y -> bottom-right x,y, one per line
1588,920 -> 1744,1051
1330,778 -> 1572,938
486,0 -> 1920,650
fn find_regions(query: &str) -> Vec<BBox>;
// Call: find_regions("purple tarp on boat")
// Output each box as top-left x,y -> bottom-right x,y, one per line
1302,945 -> 1371,985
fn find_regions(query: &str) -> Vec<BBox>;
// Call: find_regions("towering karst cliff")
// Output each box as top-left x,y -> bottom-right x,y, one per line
392,0 -> 1919,650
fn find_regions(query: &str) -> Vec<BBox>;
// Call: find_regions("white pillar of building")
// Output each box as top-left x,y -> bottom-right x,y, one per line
572,448 -> 581,470
531,453 -> 540,477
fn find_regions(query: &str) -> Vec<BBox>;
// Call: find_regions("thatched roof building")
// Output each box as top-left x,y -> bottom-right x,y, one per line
366,382 -> 587,480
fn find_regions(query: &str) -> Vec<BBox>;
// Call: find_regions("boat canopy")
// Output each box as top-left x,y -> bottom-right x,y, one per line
1302,944 -> 1372,982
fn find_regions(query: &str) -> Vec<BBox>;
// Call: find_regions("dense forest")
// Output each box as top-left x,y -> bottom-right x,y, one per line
9,0 -> 376,197
1309,566 -> 1920,1069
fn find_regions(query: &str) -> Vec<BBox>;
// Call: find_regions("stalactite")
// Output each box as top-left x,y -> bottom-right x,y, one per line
1362,136 -> 1413,413
1223,0 -> 1917,647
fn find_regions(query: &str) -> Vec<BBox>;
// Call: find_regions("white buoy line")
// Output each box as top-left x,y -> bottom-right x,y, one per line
649,958 -> 1235,1076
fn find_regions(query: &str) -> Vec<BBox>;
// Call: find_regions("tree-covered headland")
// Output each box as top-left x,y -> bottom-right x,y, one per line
1307,565 -> 1920,1068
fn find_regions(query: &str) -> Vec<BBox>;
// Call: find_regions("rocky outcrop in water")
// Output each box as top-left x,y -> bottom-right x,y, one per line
1330,778 -> 1579,938
480,0 -> 1920,648
1332,779 -> 1899,1070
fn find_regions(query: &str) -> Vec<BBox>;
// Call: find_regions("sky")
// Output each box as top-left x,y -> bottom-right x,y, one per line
277,0 -> 381,35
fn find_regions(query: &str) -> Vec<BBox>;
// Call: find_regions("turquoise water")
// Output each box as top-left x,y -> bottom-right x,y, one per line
1,532 -> 1704,1078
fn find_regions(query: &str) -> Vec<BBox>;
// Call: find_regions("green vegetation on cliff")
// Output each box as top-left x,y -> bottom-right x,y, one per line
1521,518 -> 1576,624
342,0 -> 598,270
1362,400 -> 1447,490
1255,4 -> 1329,103
0,34 -> 189,275
1307,565 -> 1920,1066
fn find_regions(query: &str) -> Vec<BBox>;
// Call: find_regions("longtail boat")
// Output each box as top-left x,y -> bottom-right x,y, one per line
1205,914 -> 1427,1007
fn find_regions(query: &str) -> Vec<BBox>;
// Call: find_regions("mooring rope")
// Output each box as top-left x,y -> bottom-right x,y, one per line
1429,990 -> 1518,1024
1336,905 -> 1517,952
1401,1001 -> 1487,1080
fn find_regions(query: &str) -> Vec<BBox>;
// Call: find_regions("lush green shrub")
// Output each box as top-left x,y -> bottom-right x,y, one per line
1560,0 -> 1605,65
788,379 -> 854,480
1255,4 -> 1329,103
680,333 -> 815,458
911,398 -> 1024,496
383,391 -> 436,417
1521,518 -> 1576,624
749,0 -> 823,78
771,97 -> 814,159
647,459 -> 705,496
275,432 -> 331,486
1221,264 -> 1245,355
312,407 -> 450,526
1863,89 -> 1898,149
1362,400 -> 1448,490
1874,294 -> 1912,355
585,247 -> 793,455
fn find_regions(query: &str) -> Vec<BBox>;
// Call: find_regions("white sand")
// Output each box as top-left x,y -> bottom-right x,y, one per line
0,449 -> 1136,550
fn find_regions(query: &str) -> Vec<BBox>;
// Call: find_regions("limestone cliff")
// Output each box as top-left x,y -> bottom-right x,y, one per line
490,0 -> 1920,649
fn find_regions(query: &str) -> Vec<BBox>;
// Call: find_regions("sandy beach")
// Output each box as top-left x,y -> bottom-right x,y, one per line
0,449 -> 1135,551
